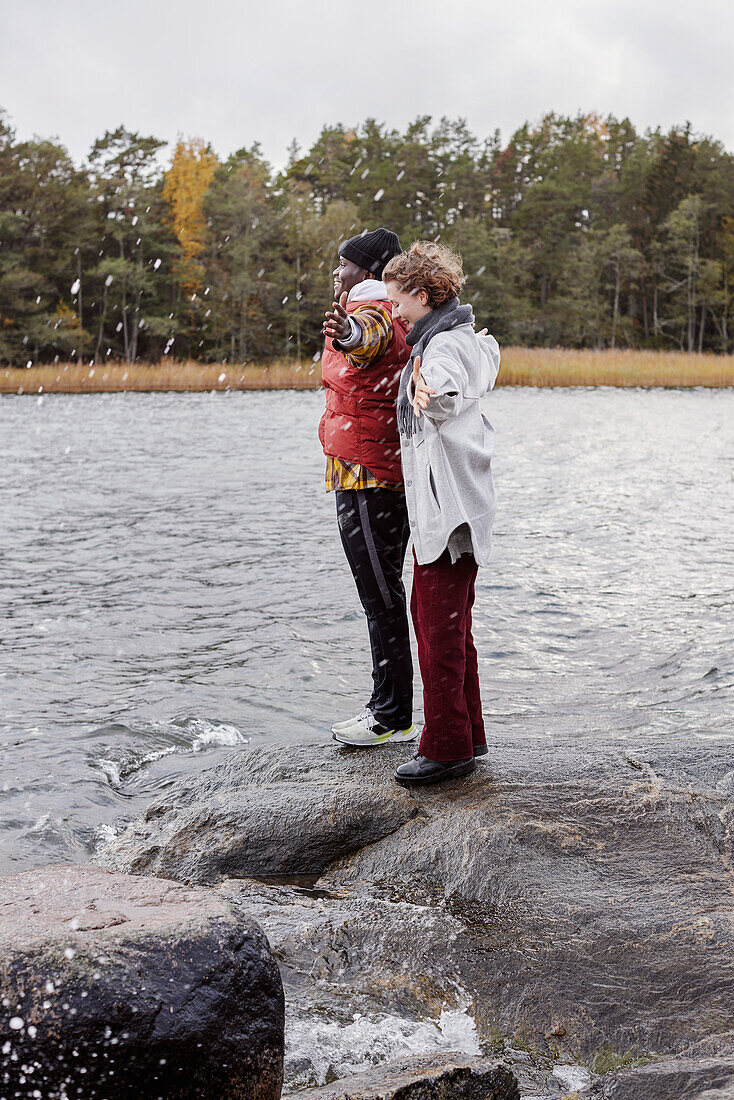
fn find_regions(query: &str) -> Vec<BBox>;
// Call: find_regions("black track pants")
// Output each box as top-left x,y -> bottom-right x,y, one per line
335,488 -> 413,729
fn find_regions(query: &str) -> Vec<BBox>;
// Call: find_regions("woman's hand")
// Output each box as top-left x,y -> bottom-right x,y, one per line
411,356 -> 435,418
322,292 -> 351,341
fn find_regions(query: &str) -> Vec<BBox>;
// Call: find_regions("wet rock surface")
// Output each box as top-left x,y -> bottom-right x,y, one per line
99,742 -> 418,884
297,1053 -> 519,1099
585,1050 -> 734,1099
99,733 -> 734,1092
0,864 -> 284,1099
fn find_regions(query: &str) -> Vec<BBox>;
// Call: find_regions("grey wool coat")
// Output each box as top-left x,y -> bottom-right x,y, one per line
402,325 -> 500,567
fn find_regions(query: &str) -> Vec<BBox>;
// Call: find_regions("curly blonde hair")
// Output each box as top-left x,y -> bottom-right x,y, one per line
382,241 -> 465,309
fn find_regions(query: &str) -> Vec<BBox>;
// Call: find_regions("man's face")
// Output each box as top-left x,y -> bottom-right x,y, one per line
385,281 -> 432,332
333,255 -> 371,299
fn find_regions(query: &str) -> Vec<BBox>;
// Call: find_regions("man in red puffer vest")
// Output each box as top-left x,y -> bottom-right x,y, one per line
320,227 -> 416,748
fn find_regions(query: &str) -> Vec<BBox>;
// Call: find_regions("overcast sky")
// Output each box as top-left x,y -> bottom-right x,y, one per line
2,0 -> 733,170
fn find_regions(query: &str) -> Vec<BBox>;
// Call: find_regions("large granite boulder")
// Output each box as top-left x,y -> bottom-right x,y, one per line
0,864 -> 284,1099
296,1053 -> 519,1099
98,733 -> 734,1088
586,1050 -> 734,1099
98,743 -> 418,884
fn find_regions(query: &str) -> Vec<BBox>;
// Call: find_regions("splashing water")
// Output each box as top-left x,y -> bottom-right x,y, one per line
284,989 -> 480,1089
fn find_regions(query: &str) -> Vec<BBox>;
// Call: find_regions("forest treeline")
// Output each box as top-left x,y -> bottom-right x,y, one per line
1,109 -> 732,366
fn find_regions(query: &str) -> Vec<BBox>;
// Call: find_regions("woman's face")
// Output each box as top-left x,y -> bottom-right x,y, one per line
384,281 -> 432,331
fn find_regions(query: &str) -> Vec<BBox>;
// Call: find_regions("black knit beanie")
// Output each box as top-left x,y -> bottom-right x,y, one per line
339,227 -> 401,278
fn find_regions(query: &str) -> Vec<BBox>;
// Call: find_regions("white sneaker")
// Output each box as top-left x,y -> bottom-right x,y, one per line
331,708 -> 371,734
333,712 -> 417,748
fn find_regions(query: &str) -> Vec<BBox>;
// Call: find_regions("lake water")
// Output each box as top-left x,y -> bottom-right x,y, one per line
1,387 -> 733,876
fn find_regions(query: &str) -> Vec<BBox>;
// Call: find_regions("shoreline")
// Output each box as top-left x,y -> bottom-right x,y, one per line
2,348 -> 734,394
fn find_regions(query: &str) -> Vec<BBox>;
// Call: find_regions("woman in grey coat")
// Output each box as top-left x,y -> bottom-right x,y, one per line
382,242 -> 500,786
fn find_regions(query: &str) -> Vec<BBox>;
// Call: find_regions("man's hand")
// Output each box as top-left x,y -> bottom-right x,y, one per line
322,292 -> 351,342
411,355 -> 435,418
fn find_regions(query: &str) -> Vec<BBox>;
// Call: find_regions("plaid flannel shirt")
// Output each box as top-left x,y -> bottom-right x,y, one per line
338,302 -> 393,368
325,456 -> 403,492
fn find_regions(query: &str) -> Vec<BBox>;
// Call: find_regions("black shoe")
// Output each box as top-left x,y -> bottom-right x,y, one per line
395,755 -> 476,786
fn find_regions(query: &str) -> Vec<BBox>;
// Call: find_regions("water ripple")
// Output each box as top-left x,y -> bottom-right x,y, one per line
1,388 -> 732,873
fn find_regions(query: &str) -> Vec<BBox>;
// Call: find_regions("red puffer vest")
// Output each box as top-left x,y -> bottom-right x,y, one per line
318,300 -> 410,485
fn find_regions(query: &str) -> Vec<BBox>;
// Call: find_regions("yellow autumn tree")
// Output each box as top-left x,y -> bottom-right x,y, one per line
163,137 -> 219,296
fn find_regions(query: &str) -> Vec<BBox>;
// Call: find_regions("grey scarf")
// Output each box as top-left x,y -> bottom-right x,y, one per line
397,297 -> 475,438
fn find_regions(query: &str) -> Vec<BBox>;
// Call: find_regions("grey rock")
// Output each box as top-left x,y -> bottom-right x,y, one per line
586,1052 -> 734,1099
99,740 -> 417,884
222,878 -> 587,1096
291,1053 -> 519,1099
98,733 -> 734,1082
0,864 -> 284,1099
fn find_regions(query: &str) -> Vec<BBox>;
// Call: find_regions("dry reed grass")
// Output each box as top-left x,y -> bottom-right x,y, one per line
0,358 -> 322,395
2,348 -> 733,395
496,347 -> 734,388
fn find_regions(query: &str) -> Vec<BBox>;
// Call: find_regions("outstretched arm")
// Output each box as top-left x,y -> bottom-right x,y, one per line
410,356 -> 435,418
410,352 -> 467,421
323,298 -> 393,369
322,292 -> 351,342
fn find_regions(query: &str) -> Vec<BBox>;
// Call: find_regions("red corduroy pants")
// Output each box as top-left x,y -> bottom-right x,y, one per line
411,548 -> 486,762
